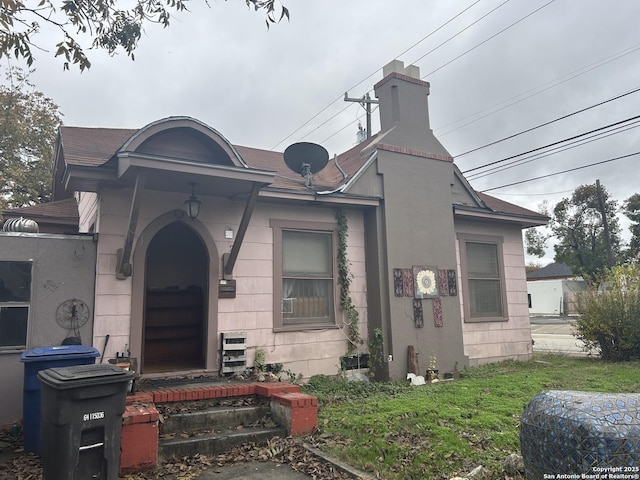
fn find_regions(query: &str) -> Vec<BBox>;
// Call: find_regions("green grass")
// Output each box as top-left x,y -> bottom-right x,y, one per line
302,355 -> 640,480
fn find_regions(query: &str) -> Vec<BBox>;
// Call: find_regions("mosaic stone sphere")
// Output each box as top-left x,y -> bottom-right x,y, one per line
521,390 -> 640,478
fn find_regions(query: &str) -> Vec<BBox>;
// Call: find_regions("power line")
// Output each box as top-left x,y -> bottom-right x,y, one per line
269,0 -> 482,150
467,119 -> 640,180
437,42 -> 640,137
462,114 -> 640,174
455,85 -> 640,158
407,0 -> 511,69
489,189 -> 574,196
480,151 -> 640,193
423,0 -> 556,78
310,1 -> 561,148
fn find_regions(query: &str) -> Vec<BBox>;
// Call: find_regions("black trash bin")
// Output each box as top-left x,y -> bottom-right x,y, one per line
20,345 -> 100,454
38,364 -> 133,480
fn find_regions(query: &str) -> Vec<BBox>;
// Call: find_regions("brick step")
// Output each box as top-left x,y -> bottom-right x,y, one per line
158,426 -> 287,462
120,384 -> 318,475
160,404 -> 272,435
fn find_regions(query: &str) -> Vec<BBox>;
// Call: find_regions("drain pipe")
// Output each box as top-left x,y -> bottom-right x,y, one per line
100,334 -> 110,363
334,154 -> 348,179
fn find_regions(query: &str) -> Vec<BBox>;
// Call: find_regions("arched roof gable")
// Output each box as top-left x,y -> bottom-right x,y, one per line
118,116 -> 248,168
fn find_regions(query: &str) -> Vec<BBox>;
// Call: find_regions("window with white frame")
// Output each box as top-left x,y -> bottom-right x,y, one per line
0,261 -> 31,349
271,220 -> 337,330
458,234 -> 508,322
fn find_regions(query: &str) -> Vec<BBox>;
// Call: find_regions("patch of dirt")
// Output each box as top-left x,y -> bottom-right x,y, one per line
123,436 -> 356,479
0,429 -> 41,480
0,429 -> 356,480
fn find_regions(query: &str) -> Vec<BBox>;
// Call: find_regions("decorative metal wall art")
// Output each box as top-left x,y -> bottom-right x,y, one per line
432,298 -> 443,327
403,268 -> 414,297
393,268 -> 404,297
437,268 -> 449,296
447,269 -> 458,296
413,299 -> 424,328
413,266 -> 439,299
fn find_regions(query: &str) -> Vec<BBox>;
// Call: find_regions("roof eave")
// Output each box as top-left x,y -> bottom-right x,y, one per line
259,188 -> 380,207
454,205 -> 549,228
116,152 -> 275,184
62,164 -> 118,193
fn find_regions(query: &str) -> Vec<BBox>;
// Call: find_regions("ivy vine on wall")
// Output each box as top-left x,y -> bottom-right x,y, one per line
336,208 -> 362,353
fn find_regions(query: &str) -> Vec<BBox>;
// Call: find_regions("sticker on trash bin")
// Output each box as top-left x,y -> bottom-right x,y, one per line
83,411 -> 105,421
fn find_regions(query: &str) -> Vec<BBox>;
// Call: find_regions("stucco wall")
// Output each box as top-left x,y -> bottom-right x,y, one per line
375,150 -> 467,380
455,219 -> 533,366
0,233 -> 97,426
90,188 -> 368,379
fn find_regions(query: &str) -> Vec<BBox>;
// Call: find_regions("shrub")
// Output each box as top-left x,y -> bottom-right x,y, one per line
574,264 -> 640,361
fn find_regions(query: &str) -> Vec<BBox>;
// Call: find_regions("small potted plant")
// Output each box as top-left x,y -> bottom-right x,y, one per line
426,354 -> 439,381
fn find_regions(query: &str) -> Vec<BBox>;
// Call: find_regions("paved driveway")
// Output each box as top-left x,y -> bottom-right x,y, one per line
530,316 -> 588,356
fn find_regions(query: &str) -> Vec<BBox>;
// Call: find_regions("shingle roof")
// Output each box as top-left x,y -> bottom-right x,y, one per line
57,124 -> 542,218
2,197 -> 80,233
478,192 -> 543,218
2,197 -> 79,221
527,262 -> 575,280
59,126 -> 135,166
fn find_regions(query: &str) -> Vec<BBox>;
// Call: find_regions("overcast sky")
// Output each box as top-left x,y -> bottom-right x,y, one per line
8,0 -> 640,262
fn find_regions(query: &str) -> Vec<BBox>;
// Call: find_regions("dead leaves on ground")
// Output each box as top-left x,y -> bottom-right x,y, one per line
121,436 -> 355,480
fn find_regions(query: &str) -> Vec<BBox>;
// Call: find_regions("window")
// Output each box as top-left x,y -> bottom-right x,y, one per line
458,234 -> 508,322
271,220 -> 338,331
0,261 -> 31,349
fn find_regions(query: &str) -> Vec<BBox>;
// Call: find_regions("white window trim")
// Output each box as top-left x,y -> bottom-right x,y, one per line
0,261 -> 32,351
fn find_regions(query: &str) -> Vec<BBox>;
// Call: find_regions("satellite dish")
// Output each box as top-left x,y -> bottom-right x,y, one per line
283,142 -> 329,187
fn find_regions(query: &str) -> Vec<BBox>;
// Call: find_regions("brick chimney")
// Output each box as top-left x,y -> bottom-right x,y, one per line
374,60 -> 450,156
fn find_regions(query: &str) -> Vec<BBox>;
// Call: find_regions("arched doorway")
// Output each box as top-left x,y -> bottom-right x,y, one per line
143,222 -> 208,372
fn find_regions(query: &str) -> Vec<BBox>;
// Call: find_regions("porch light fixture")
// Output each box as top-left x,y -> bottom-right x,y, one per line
185,182 -> 201,220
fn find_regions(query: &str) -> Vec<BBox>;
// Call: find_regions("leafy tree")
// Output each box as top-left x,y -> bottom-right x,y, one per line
0,68 -> 62,210
574,264 -> 640,361
525,262 -> 543,274
623,193 -> 640,260
524,200 -> 551,258
551,183 -> 622,283
525,228 -> 548,258
0,0 -> 289,71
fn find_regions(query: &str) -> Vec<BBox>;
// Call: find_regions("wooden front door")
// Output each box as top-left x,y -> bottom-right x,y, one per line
143,222 -> 207,372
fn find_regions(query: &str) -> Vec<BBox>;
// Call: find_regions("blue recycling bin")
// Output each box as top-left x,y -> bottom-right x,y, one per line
20,345 -> 100,454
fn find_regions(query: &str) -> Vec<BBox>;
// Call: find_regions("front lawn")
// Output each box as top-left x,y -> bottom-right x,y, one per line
303,355 -> 640,480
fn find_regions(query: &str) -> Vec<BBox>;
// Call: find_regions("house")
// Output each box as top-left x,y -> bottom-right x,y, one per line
2,197 -> 80,234
0,230 -> 96,427
527,262 -> 586,316
0,60 -> 547,425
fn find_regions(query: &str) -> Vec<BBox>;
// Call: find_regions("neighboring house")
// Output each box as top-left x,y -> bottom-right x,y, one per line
2,198 -> 80,234
527,262 -> 587,315
0,60 -> 547,424
0,231 -> 96,426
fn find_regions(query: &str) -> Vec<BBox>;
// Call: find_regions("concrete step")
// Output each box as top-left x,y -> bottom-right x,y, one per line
161,405 -> 272,435
158,426 -> 287,461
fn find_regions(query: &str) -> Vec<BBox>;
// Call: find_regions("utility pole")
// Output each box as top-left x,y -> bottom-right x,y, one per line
596,179 -> 614,267
344,92 -> 379,139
